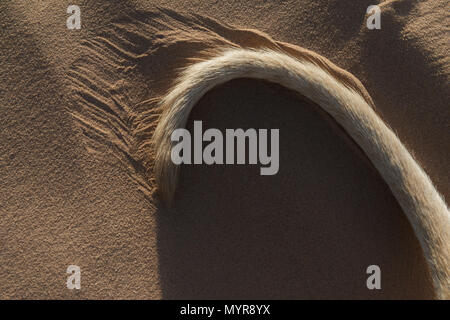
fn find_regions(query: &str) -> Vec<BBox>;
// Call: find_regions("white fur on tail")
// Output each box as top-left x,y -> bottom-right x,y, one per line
152,48 -> 450,298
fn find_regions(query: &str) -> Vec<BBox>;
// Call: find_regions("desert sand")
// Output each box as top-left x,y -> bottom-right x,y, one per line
0,0 -> 448,299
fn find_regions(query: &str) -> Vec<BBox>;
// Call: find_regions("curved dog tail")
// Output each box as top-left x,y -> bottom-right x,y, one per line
152,47 -> 450,298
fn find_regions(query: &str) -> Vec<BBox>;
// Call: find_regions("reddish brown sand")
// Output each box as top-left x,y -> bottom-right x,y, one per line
0,0 -> 448,299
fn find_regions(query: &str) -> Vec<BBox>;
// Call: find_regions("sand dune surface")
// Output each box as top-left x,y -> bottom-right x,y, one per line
0,0 -> 448,299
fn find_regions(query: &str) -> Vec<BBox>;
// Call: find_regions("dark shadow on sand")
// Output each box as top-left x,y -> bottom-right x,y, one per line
154,79 -> 434,299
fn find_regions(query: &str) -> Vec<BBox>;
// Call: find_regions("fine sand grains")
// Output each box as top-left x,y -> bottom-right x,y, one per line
1,1 -> 448,299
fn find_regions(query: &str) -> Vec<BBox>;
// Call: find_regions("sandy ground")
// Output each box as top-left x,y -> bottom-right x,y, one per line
0,0 -> 448,299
